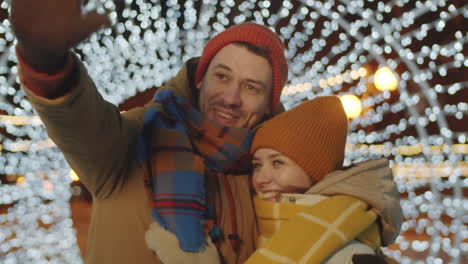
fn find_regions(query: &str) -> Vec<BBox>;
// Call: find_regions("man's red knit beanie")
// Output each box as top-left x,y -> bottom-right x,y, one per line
195,23 -> 288,111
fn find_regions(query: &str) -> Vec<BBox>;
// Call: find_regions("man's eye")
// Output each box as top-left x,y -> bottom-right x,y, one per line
215,73 -> 226,80
246,84 -> 259,94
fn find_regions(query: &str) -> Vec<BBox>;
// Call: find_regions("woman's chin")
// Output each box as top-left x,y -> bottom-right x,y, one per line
264,196 -> 279,202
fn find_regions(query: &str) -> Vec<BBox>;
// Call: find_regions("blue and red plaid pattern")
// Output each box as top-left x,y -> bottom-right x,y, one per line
138,90 -> 253,252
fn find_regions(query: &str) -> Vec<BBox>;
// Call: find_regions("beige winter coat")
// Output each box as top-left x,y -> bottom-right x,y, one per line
306,158 -> 402,246
20,55 -> 258,264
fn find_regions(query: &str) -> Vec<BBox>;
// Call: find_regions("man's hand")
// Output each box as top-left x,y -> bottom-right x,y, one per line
10,0 -> 110,72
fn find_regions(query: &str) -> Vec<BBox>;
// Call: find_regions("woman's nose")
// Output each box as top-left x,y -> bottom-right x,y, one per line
253,167 -> 272,187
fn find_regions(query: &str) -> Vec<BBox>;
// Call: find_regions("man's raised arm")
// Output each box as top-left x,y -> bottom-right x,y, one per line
9,0 -> 144,197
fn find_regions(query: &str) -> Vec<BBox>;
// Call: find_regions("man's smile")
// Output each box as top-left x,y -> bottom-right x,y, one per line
211,106 -> 241,126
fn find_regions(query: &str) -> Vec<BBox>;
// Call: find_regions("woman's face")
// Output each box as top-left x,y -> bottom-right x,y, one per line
252,148 -> 314,202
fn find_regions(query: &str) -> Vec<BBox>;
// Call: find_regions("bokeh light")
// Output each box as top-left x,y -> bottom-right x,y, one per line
374,66 -> 399,91
340,94 -> 362,119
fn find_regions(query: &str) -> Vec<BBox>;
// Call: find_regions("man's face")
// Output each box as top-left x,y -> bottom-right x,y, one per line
197,44 -> 273,128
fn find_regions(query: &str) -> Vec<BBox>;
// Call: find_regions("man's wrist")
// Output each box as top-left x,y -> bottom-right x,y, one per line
16,43 -> 67,74
16,45 -> 77,99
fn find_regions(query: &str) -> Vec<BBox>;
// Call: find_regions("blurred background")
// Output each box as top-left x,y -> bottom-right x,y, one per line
0,0 -> 466,263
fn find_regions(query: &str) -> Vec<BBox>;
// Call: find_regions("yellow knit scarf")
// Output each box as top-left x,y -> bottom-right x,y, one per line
246,195 -> 381,264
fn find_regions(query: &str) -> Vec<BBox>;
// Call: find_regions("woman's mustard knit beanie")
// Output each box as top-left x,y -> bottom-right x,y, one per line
251,96 -> 349,183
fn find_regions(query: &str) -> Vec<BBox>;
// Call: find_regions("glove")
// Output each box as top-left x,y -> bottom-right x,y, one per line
145,221 -> 221,264
10,0 -> 109,73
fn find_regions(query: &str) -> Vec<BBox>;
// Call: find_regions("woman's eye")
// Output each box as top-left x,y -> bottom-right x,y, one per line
273,160 -> 283,167
252,163 -> 261,169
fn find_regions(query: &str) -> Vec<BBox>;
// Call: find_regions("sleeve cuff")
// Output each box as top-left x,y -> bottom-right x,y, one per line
16,46 -> 77,99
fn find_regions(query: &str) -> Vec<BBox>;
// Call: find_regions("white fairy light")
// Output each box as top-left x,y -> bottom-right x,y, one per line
0,0 -> 466,263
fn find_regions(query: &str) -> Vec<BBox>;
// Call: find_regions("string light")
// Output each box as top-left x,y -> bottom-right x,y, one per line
0,0 -> 466,263
374,66 -> 399,91
69,170 -> 80,182
340,94 -> 362,119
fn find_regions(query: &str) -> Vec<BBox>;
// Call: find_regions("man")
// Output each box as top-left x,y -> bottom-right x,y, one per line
10,1 -> 287,263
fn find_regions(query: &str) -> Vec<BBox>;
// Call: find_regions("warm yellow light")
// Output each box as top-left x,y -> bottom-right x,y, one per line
3,139 -> 56,152
350,70 -> 360,80
335,75 -> 344,84
358,67 -> 368,77
0,115 -> 42,125
16,176 -> 25,184
397,144 -> 423,156
44,181 -> 54,192
340,94 -> 362,119
16,176 -> 26,188
319,79 -> 327,88
296,83 -> 304,92
453,144 -> 468,154
70,170 -> 80,182
282,86 -> 292,95
374,66 -> 398,91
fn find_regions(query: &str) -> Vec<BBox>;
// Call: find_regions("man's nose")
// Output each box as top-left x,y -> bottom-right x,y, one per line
221,83 -> 242,108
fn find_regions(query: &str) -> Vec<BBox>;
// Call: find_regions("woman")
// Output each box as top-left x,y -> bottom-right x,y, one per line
246,96 -> 402,264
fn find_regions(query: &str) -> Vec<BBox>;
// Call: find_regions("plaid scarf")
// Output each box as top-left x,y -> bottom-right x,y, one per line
138,89 -> 253,252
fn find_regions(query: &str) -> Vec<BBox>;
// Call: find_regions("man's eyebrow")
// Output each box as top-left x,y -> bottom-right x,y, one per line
246,78 -> 267,88
213,64 -> 267,88
212,63 -> 232,71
